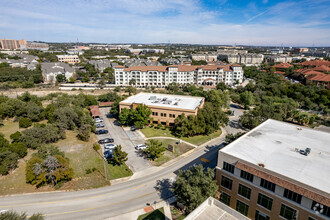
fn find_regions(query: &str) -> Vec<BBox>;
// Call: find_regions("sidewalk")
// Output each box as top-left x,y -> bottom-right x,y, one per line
109,198 -> 174,220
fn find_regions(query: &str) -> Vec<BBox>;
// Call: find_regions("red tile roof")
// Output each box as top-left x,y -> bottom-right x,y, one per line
312,65 -> 330,72
121,64 -> 237,72
308,73 -> 330,82
273,63 -> 292,69
89,105 -> 101,117
299,60 -> 330,67
301,70 -> 324,76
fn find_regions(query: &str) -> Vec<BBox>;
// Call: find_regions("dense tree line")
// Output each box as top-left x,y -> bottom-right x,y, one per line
233,67 -> 330,129
0,133 -> 27,175
118,104 -> 152,128
0,63 -> 43,86
26,145 -> 74,187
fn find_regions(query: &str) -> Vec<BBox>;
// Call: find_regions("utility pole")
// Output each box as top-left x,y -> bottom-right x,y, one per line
103,157 -> 107,180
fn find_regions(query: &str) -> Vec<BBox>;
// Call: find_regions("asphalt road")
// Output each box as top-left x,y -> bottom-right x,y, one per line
0,140 -> 224,220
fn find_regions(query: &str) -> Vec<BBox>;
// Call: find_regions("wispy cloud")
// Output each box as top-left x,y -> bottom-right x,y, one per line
0,0 -> 329,46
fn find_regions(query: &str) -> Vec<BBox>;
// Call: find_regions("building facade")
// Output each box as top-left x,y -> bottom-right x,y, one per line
219,53 -> 264,66
0,39 -> 27,50
41,62 -> 74,83
216,119 -> 330,220
56,55 -> 80,64
114,64 -> 243,87
119,93 -> 204,126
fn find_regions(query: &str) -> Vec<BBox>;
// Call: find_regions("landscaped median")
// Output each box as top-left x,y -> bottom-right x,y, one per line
141,126 -> 222,146
146,138 -> 194,166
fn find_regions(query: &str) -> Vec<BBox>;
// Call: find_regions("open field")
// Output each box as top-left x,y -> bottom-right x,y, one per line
0,130 -> 132,196
141,127 -> 222,146
147,138 -> 194,166
0,120 -> 23,140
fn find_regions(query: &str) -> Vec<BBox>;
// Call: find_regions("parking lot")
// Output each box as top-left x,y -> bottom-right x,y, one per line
97,107 -> 151,173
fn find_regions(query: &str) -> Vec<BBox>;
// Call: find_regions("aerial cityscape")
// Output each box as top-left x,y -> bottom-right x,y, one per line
0,0 -> 329,220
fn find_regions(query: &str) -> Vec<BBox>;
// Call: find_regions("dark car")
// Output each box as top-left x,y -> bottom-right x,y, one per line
104,149 -> 114,159
95,129 -> 108,135
98,138 -> 114,144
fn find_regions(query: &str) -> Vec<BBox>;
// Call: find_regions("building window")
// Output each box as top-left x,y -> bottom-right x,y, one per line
255,210 -> 269,220
220,192 -> 231,206
236,200 -> 249,216
260,178 -> 276,192
221,176 -> 232,190
257,193 -> 273,210
238,184 -> 251,199
311,201 -> 330,217
280,204 -> 297,220
223,162 -> 235,174
240,170 -> 254,182
283,189 -> 302,204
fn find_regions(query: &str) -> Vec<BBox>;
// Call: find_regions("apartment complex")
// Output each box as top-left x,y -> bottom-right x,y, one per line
119,93 -> 204,126
216,119 -> 330,220
114,64 -> 243,87
219,53 -> 264,65
0,38 -> 27,50
56,55 -> 80,64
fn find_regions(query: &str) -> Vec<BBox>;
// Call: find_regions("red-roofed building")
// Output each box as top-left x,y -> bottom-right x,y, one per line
99,102 -> 114,107
273,63 -> 292,72
299,60 -> 330,67
89,105 -> 101,118
307,73 -> 330,86
312,65 -> 330,73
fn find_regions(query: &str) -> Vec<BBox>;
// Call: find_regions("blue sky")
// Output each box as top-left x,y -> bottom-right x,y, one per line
0,0 -> 330,46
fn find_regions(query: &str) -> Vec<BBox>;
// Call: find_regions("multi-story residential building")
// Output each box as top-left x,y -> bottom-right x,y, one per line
41,62 -> 74,83
0,54 -> 39,69
0,39 -> 27,50
114,64 -> 243,87
190,54 -> 218,62
56,55 -> 80,64
27,42 -> 49,51
216,119 -> 330,220
119,93 -> 204,126
219,53 -> 264,66
264,55 -> 293,63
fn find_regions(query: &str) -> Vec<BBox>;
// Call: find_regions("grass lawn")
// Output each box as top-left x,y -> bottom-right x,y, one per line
0,120 -> 23,140
137,208 -> 165,220
148,138 -> 194,166
107,163 -> 133,180
141,127 -> 222,146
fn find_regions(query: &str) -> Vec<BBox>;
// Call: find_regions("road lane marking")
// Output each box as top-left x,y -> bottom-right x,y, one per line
0,183 -> 147,208
42,191 -> 157,217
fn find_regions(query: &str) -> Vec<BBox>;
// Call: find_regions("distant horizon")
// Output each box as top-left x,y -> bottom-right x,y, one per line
1,0 -> 330,46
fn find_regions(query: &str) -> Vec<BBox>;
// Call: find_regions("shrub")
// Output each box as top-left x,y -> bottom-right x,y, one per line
19,117 -> 32,128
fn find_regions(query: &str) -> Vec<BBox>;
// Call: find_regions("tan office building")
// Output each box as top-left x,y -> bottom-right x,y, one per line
0,39 -> 27,50
119,93 -> 204,126
216,119 -> 330,220
56,55 -> 80,64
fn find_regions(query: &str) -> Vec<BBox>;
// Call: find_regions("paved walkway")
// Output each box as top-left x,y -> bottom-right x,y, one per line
108,198 -> 173,220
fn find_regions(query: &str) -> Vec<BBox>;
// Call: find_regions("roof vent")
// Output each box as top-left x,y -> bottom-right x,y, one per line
296,127 -> 302,130
258,163 -> 265,168
296,147 -> 311,156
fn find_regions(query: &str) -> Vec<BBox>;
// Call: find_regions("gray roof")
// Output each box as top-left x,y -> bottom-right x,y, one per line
41,62 -> 74,75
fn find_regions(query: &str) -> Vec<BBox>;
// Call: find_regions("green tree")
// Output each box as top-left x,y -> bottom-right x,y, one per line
130,104 -> 152,128
112,145 -> 128,165
114,86 -> 121,92
129,78 -> 136,86
172,164 -> 217,213
19,117 -> 32,128
56,74 -> 66,83
240,91 -> 255,108
143,139 -> 166,160
77,125 -> 91,141
118,108 -> 131,125
125,86 -> 136,95
93,143 -> 101,152
10,131 -> 22,143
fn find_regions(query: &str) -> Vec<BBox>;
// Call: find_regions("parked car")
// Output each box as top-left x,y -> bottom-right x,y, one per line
96,123 -> 105,128
95,129 -> 108,135
135,144 -> 148,151
104,144 -> 117,150
95,118 -> 103,123
98,138 -> 114,144
104,149 -> 114,159
131,125 -> 137,131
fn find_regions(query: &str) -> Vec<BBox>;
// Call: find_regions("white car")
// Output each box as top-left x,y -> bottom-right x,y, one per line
104,144 -> 117,150
135,144 -> 147,151
95,118 -> 103,123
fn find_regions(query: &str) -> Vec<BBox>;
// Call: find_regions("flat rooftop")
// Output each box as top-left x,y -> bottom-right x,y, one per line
221,119 -> 330,194
186,197 -> 249,220
120,93 -> 204,111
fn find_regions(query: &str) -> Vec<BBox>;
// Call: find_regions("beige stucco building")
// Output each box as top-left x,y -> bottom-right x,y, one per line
56,55 -> 80,64
119,93 -> 204,126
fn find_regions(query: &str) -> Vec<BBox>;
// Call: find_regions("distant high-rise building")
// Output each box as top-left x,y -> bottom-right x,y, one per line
0,39 -> 27,50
